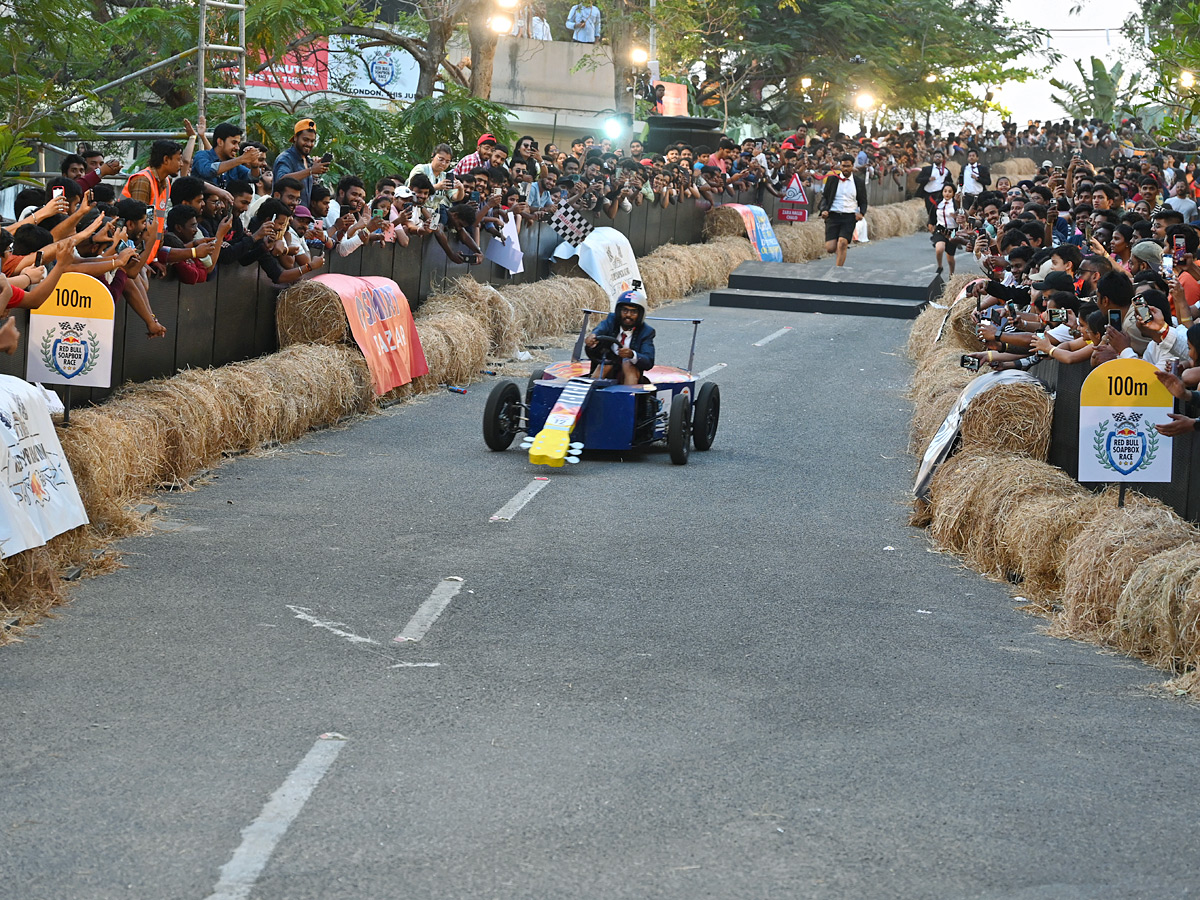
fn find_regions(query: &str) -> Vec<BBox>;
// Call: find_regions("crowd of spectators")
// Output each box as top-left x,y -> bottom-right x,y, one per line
0,108 -> 1193,365
928,148 -> 1200,436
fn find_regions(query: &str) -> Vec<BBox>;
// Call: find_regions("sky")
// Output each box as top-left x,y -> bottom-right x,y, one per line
993,0 -> 1144,125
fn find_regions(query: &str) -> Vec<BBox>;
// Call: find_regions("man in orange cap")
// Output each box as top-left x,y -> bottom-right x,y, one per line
272,117 -> 329,208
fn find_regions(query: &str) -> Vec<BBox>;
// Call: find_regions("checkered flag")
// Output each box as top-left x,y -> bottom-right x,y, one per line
550,198 -> 595,248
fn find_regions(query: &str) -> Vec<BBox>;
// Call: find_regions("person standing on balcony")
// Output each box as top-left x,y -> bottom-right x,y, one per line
566,0 -> 601,43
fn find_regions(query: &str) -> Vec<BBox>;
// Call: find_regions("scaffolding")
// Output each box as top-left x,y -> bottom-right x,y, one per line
196,0 -> 248,131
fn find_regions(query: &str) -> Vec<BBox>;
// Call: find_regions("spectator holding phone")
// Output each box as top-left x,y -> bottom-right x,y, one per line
272,118 -> 329,209
192,122 -> 265,189
566,0 -> 600,43
408,144 -> 465,209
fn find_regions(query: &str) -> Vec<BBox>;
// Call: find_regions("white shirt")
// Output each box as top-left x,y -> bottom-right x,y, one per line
925,165 -> 948,194
961,163 -> 983,193
830,175 -> 858,214
531,15 -> 552,40
566,3 -> 601,42
935,199 -> 957,230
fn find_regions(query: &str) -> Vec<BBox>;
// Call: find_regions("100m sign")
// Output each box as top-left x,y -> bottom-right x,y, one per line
1106,375 -> 1149,397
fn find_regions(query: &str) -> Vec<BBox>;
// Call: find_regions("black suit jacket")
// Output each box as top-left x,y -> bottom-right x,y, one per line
916,164 -> 956,193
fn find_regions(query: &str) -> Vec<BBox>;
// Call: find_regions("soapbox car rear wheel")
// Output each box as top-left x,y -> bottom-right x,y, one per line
483,381 -> 523,451
667,392 -> 691,465
692,382 -> 720,451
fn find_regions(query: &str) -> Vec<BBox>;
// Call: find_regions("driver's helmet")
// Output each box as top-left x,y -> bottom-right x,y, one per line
613,289 -> 647,324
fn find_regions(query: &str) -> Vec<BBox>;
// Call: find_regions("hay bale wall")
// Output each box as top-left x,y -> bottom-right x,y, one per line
905,283 -> 1200,691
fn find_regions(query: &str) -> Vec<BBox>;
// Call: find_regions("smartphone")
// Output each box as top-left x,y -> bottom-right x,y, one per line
1083,222 -> 1093,243
1163,255 -> 1175,278
1174,234 -> 1187,265
1053,166 -> 1063,176
492,187 -> 502,197
1108,310 -> 1123,329
1047,308 -> 1068,325
755,140 -> 764,151
1136,302 -> 1151,321
530,141 -> 538,152
52,186 -> 64,200
960,355 -> 981,371
33,250 -> 42,267
320,152 -> 333,164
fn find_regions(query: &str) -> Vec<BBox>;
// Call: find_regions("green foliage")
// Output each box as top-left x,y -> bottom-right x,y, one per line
643,0 -> 1048,126
391,83 -> 516,166
0,124 -> 38,186
1133,1 -> 1200,144
1049,58 -> 1141,122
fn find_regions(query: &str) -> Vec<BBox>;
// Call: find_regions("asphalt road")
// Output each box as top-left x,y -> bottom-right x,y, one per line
3,235 -> 1198,899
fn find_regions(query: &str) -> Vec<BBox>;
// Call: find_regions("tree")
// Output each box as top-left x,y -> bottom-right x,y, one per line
1049,58 -> 1141,123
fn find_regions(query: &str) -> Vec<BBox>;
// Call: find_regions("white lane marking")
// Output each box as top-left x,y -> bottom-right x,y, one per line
204,734 -> 347,900
753,326 -> 793,347
390,661 -> 442,668
394,577 -> 465,643
696,362 -> 727,379
286,606 -> 377,645
490,477 -> 549,521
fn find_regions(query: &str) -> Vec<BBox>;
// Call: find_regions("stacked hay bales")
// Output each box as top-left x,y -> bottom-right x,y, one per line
992,157 -> 1039,179
906,272 -> 1200,691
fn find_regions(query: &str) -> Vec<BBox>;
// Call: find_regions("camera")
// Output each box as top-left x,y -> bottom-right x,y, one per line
960,355 -> 981,371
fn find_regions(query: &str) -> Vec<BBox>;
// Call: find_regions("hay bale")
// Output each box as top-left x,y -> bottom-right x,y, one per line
0,545 -> 66,645
703,206 -> 747,239
949,454 -> 1088,584
422,278 -> 521,358
994,488 -> 1106,602
1058,494 -> 1200,639
926,451 -> 998,554
909,346 -> 977,401
993,158 -> 1038,178
906,303 -> 947,360
416,310 -> 491,387
502,276 -> 606,342
277,281 -> 350,347
1111,545 -> 1200,668
945,294 -> 985,352
775,222 -> 826,264
959,380 -> 1054,460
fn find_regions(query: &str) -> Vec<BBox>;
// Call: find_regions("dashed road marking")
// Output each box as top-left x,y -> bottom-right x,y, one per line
753,326 -> 793,347
394,577 -> 465,643
490,477 -> 550,522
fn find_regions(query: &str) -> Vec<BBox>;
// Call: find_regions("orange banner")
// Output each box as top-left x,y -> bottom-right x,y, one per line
313,274 -> 428,395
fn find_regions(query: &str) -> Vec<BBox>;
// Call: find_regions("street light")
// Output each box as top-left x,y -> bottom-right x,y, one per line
1182,70 -> 1196,89
855,92 -> 875,111
800,76 -> 812,90
489,13 -> 513,32
631,47 -> 649,66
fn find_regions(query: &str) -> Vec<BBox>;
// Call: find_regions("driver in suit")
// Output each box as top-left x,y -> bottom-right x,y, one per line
584,289 -> 655,385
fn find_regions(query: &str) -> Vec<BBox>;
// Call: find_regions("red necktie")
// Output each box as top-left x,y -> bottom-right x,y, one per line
620,331 -> 628,347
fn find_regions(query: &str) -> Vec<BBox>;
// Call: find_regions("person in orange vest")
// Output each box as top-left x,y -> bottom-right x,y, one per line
121,139 -> 182,264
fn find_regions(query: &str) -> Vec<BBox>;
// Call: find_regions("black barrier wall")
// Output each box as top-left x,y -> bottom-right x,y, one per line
0,179 -> 909,406
1040,358 -> 1200,522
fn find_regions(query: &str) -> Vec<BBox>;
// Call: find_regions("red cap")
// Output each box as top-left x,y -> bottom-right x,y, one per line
477,133 -> 497,146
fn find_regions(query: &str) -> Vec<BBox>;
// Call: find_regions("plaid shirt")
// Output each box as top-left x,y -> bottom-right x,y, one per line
453,151 -> 484,176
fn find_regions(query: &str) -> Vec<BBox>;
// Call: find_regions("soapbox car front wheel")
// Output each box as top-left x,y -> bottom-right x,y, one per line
483,381 -> 524,451
667,391 -> 691,465
692,382 -> 720,451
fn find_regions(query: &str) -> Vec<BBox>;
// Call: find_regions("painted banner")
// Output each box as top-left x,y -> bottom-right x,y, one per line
1078,358 -> 1174,483
246,41 -> 329,93
0,375 -> 89,559
654,81 -> 689,117
26,272 -> 115,388
778,173 -> 809,223
312,274 -> 429,395
725,203 -> 783,262
553,227 -> 643,305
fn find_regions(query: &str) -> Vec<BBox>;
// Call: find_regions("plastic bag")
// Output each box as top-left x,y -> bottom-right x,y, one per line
853,218 -> 869,243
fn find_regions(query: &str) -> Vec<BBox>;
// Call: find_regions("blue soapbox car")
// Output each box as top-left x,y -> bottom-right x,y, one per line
482,309 -> 720,466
